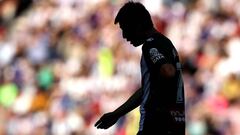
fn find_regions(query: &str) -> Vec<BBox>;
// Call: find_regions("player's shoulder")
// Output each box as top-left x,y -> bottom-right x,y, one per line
157,33 -> 174,47
143,33 -> 173,51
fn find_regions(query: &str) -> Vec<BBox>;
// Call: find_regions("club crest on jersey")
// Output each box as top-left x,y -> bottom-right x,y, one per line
149,48 -> 164,63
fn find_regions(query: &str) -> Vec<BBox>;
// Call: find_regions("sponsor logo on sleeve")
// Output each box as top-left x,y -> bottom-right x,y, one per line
149,48 -> 164,64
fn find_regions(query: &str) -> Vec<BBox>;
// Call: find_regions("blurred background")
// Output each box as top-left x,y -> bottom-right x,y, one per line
0,0 -> 240,135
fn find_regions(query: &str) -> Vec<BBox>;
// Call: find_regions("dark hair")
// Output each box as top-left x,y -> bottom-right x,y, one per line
114,1 -> 153,30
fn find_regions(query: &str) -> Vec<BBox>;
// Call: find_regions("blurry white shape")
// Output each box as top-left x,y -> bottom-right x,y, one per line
223,20 -> 238,36
141,0 -> 162,15
227,37 -> 240,58
12,86 -> 36,114
94,75 -> 128,93
84,0 -> 108,6
65,58 -> 80,76
211,20 -> 237,40
0,42 -> 16,67
18,117 -> 33,135
226,37 -> 240,73
52,120 -> 70,135
32,111 -> 48,127
66,111 -> 84,132
142,0 -> 162,15
58,6 -> 77,25
60,77 -> 90,100
27,4 -> 50,28
171,2 -> 186,18
187,120 -> 207,135
49,97 -> 64,118
203,0 -> 220,12
203,73 -> 222,97
220,0 -> 236,10
88,118 -> 117,135
214,57 -> 231,78
167,20 -> 198,56
166,20 -> 183,50
215,37 -> 240,78
104,76 -> 126,91
117,60 -> 140,82
185,8 -> 205,41
54,0 -> 77,7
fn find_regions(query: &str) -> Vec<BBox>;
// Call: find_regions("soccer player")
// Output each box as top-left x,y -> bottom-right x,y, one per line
95,1 -> 185,135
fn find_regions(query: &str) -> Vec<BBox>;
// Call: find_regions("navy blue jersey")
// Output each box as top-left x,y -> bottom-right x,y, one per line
139,33 -> 185,134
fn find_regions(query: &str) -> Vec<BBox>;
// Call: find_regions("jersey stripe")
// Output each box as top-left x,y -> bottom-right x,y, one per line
176,62 -> 184,103
139,55 -> 151,131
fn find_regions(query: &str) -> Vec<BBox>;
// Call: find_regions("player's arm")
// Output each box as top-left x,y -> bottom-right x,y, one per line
95,87 -> 143,129
113,87 -> 143,116
160,63 -> 176,78
147,46 -> 176,78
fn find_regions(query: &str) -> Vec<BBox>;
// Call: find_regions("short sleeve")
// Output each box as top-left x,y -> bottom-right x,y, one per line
144,45 -> 168,67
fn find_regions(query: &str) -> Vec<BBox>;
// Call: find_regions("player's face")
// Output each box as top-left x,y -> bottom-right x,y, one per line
120,23 -> 144,47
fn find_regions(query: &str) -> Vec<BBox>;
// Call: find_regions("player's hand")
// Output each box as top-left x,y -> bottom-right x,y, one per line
94,112 -> 120,129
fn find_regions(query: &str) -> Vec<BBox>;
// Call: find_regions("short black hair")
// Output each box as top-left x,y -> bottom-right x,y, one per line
114,1 -> 153,30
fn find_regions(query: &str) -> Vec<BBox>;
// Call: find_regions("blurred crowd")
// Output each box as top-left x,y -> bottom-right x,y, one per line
0,0 -> 240,135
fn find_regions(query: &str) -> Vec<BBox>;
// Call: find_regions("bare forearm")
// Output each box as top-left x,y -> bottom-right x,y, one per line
113,87 -> 143,117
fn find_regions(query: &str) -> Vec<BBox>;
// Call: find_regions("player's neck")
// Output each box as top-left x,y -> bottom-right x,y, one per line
144,28 -> 158,40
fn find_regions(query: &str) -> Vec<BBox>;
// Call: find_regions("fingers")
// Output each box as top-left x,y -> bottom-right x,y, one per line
94,116 -> 111,129
95,113 -> 117,129
96,122 -> 112,129
94,114 -> 106,128
94,116 -> 106,129
94,119 -> 109,129
94,119 -> 102,128
95,121 -> 106,129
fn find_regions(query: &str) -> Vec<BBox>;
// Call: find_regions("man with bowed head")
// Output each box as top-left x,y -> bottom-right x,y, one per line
95,1 -> 185,135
